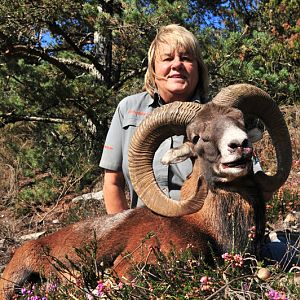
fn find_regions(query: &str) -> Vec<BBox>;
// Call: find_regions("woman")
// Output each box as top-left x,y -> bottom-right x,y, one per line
100,24 -> 209,214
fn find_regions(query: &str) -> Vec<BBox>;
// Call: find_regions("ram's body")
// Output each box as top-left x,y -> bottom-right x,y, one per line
0,84 -> 291,300
0,182 -> 262,298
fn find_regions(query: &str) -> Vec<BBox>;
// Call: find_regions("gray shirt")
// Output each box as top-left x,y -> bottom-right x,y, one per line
99,91 -> 205,208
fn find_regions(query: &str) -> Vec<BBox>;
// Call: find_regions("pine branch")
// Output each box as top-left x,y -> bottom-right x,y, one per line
57,58 -> 103,81
47,22 -> 106,79
0,114 -> 73,128
3,44 -> 76,79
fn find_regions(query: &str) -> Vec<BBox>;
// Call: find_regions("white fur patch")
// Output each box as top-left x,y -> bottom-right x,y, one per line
218,122 -> 248,163
214,120 -> 251,180
75,209 -> 134,238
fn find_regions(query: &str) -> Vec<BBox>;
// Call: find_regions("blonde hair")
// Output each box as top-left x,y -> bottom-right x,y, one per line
144,24 -> 208,101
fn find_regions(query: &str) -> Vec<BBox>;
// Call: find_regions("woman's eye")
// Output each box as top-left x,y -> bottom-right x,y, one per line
182,55 -> 192,61
162,56 -> 173,61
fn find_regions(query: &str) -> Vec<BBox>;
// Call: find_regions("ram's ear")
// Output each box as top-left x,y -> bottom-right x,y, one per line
247,127 -> 263,143
161,142 -> 196,165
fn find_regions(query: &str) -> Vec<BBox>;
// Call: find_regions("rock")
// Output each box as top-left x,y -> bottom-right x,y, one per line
257,268 -> 271,280
72,191 -> 104,203
293,272 -> 300,285
284,211 -> 300,232
19,231 -> 46,241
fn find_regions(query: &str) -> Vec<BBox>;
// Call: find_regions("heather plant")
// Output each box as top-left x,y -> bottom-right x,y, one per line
10,228 -> 300,299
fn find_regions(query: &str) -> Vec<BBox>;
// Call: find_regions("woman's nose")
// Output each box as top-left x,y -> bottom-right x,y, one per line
171,57 -> 183,69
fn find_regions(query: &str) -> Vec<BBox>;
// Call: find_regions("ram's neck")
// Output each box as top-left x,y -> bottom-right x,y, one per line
197,189 -> 265,255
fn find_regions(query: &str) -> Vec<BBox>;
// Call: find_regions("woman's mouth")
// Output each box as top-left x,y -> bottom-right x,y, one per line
169,74 -> 186,79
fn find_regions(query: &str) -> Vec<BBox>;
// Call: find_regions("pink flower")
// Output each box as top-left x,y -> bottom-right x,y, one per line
118,282 -> 123,289
200,276 -> 213,291
248,226 -> 256,240
96,281 -> 104,296
222,252 -> 244,268
200,276 -> 209,284
86,293 -> 94,300
233,254 -> 244,267
267,289 -> 288,300
222,252 -> 233,261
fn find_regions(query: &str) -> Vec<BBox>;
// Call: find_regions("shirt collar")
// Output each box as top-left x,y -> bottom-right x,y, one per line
147,92 -> 161,108
150,90 -> 207,106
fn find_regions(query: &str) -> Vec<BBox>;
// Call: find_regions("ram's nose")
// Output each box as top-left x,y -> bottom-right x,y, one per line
228,139 -> 253,156
242,147 -> 253,160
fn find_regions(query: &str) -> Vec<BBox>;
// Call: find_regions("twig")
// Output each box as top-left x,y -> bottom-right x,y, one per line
37,166 -> 93,223
205,274 -> 255,300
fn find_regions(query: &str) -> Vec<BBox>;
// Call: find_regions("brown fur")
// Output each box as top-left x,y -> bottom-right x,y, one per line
0,175 -> 264,299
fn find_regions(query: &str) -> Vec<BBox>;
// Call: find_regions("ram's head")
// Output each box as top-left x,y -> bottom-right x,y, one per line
161,104 -> 254,184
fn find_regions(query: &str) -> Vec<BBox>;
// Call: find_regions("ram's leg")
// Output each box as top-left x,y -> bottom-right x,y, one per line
111,234 -> 161,282
0,240 -> 49,300
0,268 -> 42,300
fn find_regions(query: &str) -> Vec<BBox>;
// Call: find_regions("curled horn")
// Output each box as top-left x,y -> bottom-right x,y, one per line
128,84 -> 292,216
128,101 -> 208,217
212,83 -> 292,193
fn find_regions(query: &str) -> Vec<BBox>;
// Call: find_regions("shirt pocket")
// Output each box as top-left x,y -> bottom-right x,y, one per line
122,115 -> 145,129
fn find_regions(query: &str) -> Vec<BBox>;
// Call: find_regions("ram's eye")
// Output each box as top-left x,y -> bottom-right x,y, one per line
192,135 -> 200,144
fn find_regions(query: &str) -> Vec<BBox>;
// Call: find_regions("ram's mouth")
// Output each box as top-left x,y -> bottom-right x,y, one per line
222,157 -> 252,169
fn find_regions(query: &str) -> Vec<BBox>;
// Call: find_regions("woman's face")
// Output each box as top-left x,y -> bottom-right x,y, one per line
154,43 -> 199,103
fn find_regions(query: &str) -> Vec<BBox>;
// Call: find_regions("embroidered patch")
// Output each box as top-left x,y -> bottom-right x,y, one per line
104,145 -> 113,150
128,109 -> 149,116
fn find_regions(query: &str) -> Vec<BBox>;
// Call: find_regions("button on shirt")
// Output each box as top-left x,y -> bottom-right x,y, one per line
99,91 -> 204,208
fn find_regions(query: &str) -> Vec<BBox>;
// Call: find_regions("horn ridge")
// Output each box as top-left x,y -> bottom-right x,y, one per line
128,101 -> 206,216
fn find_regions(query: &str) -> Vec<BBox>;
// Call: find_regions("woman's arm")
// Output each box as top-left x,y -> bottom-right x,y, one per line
103,169 -> 129,214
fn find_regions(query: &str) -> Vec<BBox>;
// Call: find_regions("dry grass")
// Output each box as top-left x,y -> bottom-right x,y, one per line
254,105 -> 300,175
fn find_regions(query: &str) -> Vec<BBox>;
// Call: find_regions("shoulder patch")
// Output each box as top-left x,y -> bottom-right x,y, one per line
128,109 -> 149,116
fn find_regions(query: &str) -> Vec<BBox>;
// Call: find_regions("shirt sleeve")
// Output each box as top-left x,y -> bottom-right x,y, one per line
99,104 -> 124,171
